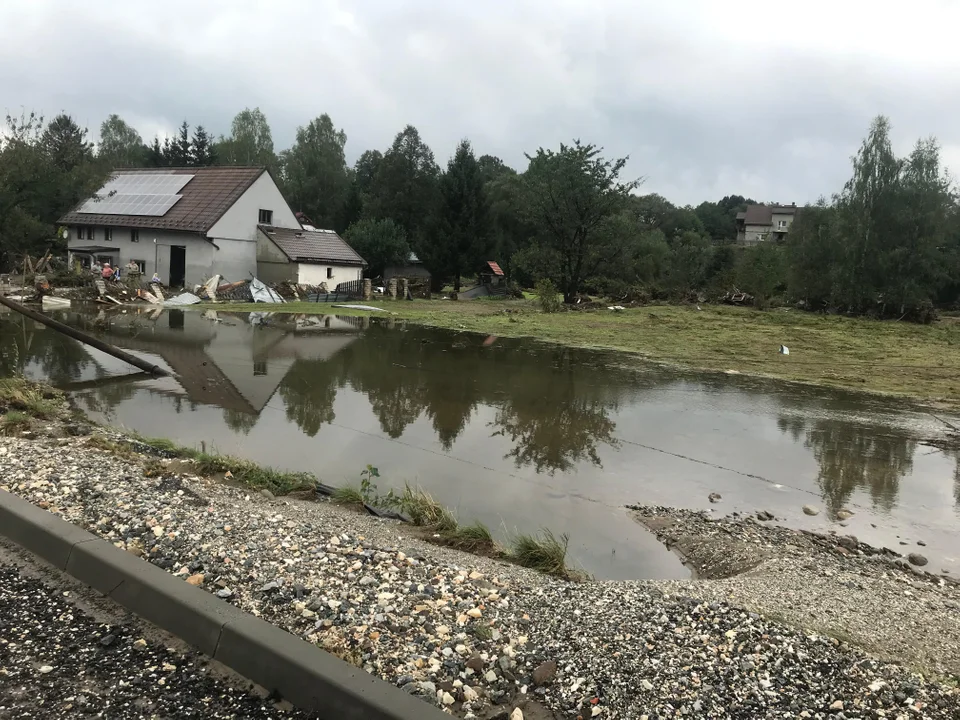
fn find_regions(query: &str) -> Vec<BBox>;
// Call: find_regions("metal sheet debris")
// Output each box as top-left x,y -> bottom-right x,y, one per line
164,292 -> 202,306
41,296 -> 71,309
250,277 -> 284,304
331,304 -> 387,312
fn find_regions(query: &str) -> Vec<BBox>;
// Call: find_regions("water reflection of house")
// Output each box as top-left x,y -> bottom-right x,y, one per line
104,311 -> 359,415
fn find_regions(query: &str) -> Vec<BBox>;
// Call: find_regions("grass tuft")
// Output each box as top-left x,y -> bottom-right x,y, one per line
189,451 -> 314,494
446,521 -> 499,553
0,411 -> 32,435
509,528 -> 570,577
0,378 -> 61,419
331,485 -> 365,507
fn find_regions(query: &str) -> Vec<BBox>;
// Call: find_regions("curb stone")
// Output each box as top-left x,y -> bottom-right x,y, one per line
0,489 -> 448,720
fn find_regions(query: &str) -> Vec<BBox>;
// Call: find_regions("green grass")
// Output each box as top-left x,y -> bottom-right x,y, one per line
197,300 -> 960,405
0,378 -> 62,419
122,433 -> 316,495
509,528 -> 571,577
331,485 -> 365,507
0,410 -> 31,435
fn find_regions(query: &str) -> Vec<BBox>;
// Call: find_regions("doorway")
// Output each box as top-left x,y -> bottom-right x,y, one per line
169,246 -> 186,287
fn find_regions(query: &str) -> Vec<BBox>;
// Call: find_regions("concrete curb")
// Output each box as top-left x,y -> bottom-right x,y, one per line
0,489 -> 448,720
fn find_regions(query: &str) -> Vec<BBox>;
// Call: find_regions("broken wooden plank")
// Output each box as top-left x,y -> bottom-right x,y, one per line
103,294 -> 123,305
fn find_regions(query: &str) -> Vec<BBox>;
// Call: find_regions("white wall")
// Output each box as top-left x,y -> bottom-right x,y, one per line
69,227 -> 213,286
208,172 -> 300,241
69,227 -> 258,286
297,263 -> 363,287
770,212 -> 795,232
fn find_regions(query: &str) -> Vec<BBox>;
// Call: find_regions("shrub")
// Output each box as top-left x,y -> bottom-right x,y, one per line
535,278 -> 561,313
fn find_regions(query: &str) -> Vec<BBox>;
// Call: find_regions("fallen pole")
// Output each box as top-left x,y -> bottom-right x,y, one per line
0,295 -> 168,376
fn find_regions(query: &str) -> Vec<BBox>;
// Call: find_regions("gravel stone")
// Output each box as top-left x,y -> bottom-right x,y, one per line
2,434 -> 959,718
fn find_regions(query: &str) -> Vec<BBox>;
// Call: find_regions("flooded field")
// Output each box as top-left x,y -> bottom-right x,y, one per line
2,304 -> 959,579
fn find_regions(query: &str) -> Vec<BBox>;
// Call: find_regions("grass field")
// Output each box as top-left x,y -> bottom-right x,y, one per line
200,299 -> 960,406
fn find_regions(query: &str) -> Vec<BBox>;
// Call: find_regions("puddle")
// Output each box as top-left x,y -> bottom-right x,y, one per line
2,304 -> 958,579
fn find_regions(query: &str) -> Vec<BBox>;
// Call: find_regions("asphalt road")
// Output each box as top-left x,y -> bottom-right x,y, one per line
0,539 -> 310,719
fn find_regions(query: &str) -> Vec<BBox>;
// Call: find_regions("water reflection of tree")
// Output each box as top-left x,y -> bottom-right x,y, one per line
780,414 -> 914,518
223,408 -> 258,435
0,317 -> 98,383
490,349 -> 619,474
73,383 -> 140,420
272,327 -> 622,472
277,358 -> 343,437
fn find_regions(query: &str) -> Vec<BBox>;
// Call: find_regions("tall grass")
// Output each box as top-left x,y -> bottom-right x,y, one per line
509,528 -> 571,577
0,378 -> 61,419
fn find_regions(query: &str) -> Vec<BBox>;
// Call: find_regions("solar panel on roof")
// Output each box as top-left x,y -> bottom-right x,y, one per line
77,173 -> 194,216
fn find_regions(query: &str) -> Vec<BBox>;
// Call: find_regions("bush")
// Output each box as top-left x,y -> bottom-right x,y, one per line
535,278 -> 561,313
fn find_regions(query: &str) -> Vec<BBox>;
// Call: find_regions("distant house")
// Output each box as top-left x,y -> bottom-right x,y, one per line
735,204 -> 798,245
384,252 -> 431,283
61,167 -> 301,286
256,226 -> 365,287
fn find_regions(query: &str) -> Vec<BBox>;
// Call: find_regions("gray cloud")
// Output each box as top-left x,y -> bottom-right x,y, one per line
3,0 -> 958,204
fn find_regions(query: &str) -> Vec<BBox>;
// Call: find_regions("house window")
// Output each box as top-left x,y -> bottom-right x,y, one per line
258,209 -> 273,224
104,227 -> 113,242
777,220 -> 788,229
326,267 -> 333,279
96,255 -> 113,266
253,360 -> 267,376
131,229 -> 140,242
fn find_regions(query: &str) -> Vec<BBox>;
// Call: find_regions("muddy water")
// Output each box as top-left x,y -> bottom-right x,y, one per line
2,305 -> 959,580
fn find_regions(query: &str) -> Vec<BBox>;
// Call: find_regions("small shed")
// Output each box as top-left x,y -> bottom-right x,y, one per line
479,260 -> 505,287
384,252 -> 431,282
256,225 -> 365,287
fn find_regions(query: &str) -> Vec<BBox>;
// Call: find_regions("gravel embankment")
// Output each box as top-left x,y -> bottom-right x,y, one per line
634,506 -> 960,681
2,431 -> 959,719
0,544 -> 307,719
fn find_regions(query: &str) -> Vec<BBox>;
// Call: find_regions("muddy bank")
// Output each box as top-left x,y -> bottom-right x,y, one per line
633,505 -> 960,679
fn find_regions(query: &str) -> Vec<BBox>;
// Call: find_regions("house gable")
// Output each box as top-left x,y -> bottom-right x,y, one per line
208,171 -> 300,242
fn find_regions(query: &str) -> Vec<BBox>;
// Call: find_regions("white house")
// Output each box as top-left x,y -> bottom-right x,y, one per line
256,226 -> 365,288
735,204 -> 798,245
61,167 -> 301,287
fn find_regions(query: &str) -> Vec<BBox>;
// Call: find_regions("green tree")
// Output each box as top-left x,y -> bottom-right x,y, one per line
168,121 -> 192,166
834,115 -> 902,312
0,112 -> 106,269
344,218 -> 410,278
365,125 -> 440,242
787,200 -> 839,308
280,114 -> 350,231
736,241 -> 786,307
519,140 -> 641,302
41,114 -> 93,172
146,136 -> 165,167
191,125 -> 215,166
98,114 -> 146,168
215,107 -> 277,170
436,139 -> 491,292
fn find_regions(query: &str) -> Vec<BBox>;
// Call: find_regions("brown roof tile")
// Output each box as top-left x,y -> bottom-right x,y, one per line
259,226 -> 365,266
742,204 -> 797,226
59,167 -> 265,233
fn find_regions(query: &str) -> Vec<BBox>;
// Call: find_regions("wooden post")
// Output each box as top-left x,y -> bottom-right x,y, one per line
0,295 -> 168,376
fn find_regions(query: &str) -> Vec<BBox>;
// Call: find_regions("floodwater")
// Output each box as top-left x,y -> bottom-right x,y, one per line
2,305 -> 959,580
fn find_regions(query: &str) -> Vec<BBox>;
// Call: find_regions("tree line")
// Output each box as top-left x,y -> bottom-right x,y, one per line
1,107 -> 958,318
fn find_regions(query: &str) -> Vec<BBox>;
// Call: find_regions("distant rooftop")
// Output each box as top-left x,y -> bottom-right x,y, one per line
258,225 -> 365,266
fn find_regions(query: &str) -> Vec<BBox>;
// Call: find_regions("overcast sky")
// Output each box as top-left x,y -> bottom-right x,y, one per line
2,0 -> 959,205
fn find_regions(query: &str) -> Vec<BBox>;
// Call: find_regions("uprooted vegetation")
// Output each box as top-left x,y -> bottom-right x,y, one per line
333,467 -> 579,579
